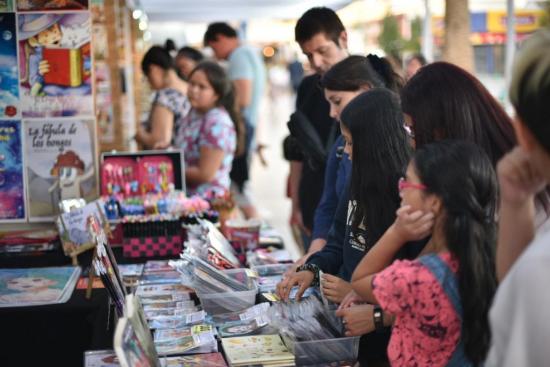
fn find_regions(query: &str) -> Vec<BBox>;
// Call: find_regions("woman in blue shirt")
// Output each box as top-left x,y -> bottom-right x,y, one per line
290,55 -> 404,269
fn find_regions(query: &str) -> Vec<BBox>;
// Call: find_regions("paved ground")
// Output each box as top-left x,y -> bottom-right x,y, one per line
248,89 -> 302,261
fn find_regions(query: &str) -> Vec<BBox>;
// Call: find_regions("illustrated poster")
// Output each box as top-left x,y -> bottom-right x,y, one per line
0,13 -> 19,118
18,12 -> 93,118
24,119 -> 96,221
17,0 -> 88,11
0,120 -> 25,221
0,266 -> 81,307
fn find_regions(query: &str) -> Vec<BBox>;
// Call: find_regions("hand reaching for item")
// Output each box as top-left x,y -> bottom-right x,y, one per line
275,270 -> 314,302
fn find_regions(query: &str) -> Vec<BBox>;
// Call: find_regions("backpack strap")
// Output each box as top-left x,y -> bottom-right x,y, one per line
418,254 -> 473,367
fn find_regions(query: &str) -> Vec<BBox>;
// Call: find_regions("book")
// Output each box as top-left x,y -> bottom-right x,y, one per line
0,120 -> 25,221
114,295 -> 161,367
148,310 -> 206,330
154,324 -> 213,343
0,266 -> 81,307
154,325 -> 216,356
136,283 -> 193,297
90,216 -> 126,316
84,350 -> 119,367
217,317 -> 268,338
159,353 -> 227,367
43,43 -> 90,87
221,335 -> 295,367
114,317 -> 155,367
23,119 -> 96,221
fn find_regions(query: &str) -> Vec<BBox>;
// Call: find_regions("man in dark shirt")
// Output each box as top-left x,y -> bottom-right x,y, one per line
287,7 -> 349,251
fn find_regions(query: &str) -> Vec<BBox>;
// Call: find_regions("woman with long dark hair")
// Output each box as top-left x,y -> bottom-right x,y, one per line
136,45 -> 190,149
350,140 -> 498,366
401,61 -> 550,229
278,88 -> 412,301
278,89 -> 417,366
175,61 -> 244,195
288,54 -> 406,271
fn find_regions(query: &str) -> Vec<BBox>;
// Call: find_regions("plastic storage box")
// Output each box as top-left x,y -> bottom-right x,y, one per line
283,335 -> 360,365
251,263 -> 292,277
196,268 -> 258,315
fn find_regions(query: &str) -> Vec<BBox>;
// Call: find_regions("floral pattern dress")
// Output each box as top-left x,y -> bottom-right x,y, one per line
175,107 -> 236,196
372,252 -> 461,367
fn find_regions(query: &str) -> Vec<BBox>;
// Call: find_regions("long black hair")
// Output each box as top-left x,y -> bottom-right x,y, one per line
401,61 -> 549,213
189,61 -> 245,156
321,54 -> 403,93
413,140 -> 497,365
141,45 -> 174,75
340,88 -> 411,246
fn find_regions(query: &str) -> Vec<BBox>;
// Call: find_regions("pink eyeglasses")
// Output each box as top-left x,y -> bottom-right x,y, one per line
398,177 -> 427,191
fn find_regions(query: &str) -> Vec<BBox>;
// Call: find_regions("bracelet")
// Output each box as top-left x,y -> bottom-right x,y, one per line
297,263 -> 320,287
373,305 -> 385,332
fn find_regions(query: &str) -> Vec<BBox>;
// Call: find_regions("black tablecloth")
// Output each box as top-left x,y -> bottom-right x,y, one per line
0,288 -> 112,367
0,246 -> 179,367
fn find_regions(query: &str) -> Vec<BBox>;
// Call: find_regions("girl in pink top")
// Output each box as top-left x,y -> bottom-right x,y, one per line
346,141 -> 497,366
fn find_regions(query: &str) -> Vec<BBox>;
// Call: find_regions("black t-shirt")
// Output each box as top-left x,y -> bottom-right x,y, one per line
294,74 -> 338,231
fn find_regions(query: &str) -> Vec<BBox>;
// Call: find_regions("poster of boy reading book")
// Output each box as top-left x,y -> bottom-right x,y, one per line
18,12 -> 93,117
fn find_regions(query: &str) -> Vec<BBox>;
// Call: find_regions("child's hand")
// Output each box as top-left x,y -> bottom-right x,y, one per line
335,304 -> 376,336
338,290 -> 365,310
497,147 -> 546,208
321,274 -> 352,304
392,205 -> 434,242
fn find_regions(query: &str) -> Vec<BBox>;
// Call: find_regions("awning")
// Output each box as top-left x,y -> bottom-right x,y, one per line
140,0 -> 353,22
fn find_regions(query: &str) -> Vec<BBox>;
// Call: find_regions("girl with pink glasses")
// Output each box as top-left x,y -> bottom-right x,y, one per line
342,140 -> 497,367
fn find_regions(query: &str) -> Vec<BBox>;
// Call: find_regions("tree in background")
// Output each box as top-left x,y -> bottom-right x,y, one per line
378,13 -> 404,62
443,0 -> 474,72
378,13 -> 422,69
542,0 -> 550,26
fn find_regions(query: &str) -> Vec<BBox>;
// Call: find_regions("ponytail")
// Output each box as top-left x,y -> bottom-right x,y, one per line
413,141 -> 497,365
142,45 -> 174,74
321,55 -> 403,94
366,54 -> 404,93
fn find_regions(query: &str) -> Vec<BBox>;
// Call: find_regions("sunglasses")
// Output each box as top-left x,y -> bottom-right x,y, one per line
398,177 -> 427,191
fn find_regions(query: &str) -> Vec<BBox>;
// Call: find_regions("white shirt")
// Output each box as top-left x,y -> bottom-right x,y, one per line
486,229 -> 550,367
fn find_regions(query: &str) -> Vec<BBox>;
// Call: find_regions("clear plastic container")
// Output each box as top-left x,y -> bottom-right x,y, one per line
196,269 -> 258,315
282,335 -> 360,365
251,263 -> 292,277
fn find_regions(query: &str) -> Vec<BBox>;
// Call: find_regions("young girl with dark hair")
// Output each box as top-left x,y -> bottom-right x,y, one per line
349,140 -> 498,366
288,54 -> 407,272
136,45 -> 190,149
400,61 -> 550,230
175,61 -> 244,195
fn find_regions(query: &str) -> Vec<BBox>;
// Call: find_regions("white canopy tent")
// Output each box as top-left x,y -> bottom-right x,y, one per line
139,0 -> 353,22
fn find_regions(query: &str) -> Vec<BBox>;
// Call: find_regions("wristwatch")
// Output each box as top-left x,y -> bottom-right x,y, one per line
297,263 -> 320,286
373,305 -> 384,332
